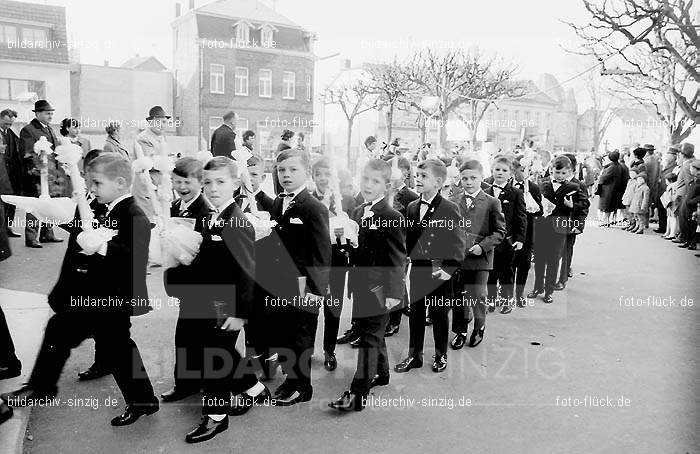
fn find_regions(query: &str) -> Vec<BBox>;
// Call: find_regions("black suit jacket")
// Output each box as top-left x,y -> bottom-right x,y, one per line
20,118 -> 70,197
170,193 -> 212,233
233,188 -> 274,214
210,124 -> 236,157
512,179 -> 543,246
165,202 -> 255,320
256,188 -> 331,302
538,179 -> 587,236
393,185 -> 419,218
482,177 -> 527,250
0,127 -> 22,194
450,190 -> 505,270
568,177 -> 590,233
406,193 -> 466,275
348,198 -> 407,303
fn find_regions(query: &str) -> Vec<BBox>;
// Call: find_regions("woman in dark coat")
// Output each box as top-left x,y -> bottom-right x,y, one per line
597,150 -> 627,226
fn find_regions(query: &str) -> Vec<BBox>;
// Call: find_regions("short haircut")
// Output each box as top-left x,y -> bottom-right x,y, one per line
281,129 -> 295,141
364,135 -> 377,147
417,159 -> 447,181
563,153 -> 577,168
312,156 -> 331,172
551,155 -> 572,170
173,156 -> 203,180
105,121 -> 120,136
242,129 -> 255,141
0,109 -> 17,119
247,154 -> 263,167
492,153 -> 514,170
86,153 -> 133,186
632,147 -> 647,160
364,158 -> 392,183
277,148 -> 310,169
204,156 -> 238,178
395,156 -> 411,172
459,159 -> 484,174
223,111 -> 236,121
608,150 -> 620,162
83,149 -> 104,169
665,173 -> 678,183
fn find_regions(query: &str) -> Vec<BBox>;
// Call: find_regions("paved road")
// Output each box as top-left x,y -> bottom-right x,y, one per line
1,218 -> 698,454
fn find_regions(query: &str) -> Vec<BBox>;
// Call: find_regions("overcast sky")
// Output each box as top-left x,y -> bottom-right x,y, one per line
46,0 -> 595,103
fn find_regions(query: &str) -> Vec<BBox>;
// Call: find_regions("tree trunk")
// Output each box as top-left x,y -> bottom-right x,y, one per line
385,107 -> 394,145
670,121 -> 694,145
347,117 -> 354,173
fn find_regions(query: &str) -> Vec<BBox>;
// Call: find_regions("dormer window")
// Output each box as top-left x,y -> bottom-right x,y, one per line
259,23 -> 277,48
235,21 -> 250,46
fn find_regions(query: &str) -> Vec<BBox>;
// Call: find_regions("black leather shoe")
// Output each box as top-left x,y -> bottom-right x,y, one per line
487,303 -> 496,313
185,416 -> 229,443
273,387 -> 312,407
500,304 -> 513,314
688,244 -> 697,251
469,327 -> 485,347
324,352 -> 337,371
349,337 -> 361,348
0,400 -> 12,426
543,293 -> 554,304
336,329 -> 358,344
678,242 -> 691,248
369,374 -> 389,388
432,354 -> 447,372
39,237 -> 63,243
671,238 -> 684,243
160,387 -> 198,402
261,355 -> 277,381
328,390 -> 365,412
77,365 -> 111,381
653,228 -> 664,234
527,288 -> 544,298
394,356 -> 423,373
553,282 -> 566,291
6,230 -> 21,238
567,270 -> 573,278
25,241 -> 42,248
229,385 -> 270,416
110,403 -> 159,426
384,324 -> 399,337
425,316 -> 433,326
450,333 -> 467,350
0,362 -> 21,380
0,386 -> 55,407
515,296 -> 526,308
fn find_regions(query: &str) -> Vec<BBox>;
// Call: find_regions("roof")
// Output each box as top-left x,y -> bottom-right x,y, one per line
195,0 -> 302,29
120,55 -> 167,71
517,81 -> 559,105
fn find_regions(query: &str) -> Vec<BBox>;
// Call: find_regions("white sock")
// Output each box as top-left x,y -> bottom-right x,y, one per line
245,382 -> 265,397
208,414 -> 226,422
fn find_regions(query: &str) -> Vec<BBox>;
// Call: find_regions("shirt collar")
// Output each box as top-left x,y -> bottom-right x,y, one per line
224,123 -> 236,132
465,188 -> 481,198
420,192 -> 438,205
179,194 -> 199,211
214,197 -> 236,215
366,196 -> 384,210
395,183 -> 406,192
283,185 -> 305,200
107,193 -> 131,214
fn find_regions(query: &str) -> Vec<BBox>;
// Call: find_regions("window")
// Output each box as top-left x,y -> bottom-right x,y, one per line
259,69 -> 272,98
0,78 -> 45,100
236,117 -> 249,138
210,64 -> 225,94
261,26 -> 274,47
22,27 -> 46,45
534,112 -> 541,128
0,25 -> 17,43
235,67 -> 248,96
282,71 -> 295,99
209,117 -> 223,146
305,74 -> 311,102
236,23 -> 249,45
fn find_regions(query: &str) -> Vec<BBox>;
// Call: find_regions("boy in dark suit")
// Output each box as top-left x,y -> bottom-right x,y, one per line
511,156 -> 543,307
483,155 -> 527,314
160,157 -> 213,403
233,155 -> 274,214
555,154 -> 590,289
257,148 -> 331,406
1,154 -> 158,427
528,155 -> 587,304
166,157 -> 268,443
329,159 -> 406,411
310,157 -> 356,371
450,160 -> 505,349
395,159 -> 466,374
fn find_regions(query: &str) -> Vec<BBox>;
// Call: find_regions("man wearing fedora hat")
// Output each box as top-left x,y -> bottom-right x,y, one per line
675,143 -> 696,246
643,144 -> 660,228
19,99 -> 70,248
132,106 -> 171,221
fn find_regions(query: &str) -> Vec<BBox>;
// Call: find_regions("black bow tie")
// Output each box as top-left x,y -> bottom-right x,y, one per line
278,193 -> 294,198
239,194 -> 248,199
420,200 -> 431,206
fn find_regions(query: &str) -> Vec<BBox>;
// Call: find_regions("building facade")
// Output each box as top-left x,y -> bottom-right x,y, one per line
172,0 -> 316,157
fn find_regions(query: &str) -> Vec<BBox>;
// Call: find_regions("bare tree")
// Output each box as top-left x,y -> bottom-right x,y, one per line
365,59 -> 417,144
322,78 -> 377,171
565,0 -> 699,123
583,69 -> 618,153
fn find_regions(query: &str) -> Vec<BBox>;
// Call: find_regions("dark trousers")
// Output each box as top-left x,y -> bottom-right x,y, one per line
28,312 -> 156,407
387,262 -> 409,328
277,307 -> 318,393
4,203 -> 15,233
0,306 -> 20,368
558,234 -> 576,284
350,291 -> 389,397
533,229 -> 566,293
322,264 -> 347,354
172,316 -> 211,392
656,194 -> 667,231
25,213 -> 56,243
408,265 -> 452,359
487,247 -> 515,303
201,327 -> 258,415
513,244 -> 533,299
677,202 -> 690,242
451,270 -> 489,334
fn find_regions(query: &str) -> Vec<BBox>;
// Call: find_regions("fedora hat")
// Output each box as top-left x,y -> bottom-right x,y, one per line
146,105 -> 171,120
33,100 -> 55,112
643,143 -> 655,151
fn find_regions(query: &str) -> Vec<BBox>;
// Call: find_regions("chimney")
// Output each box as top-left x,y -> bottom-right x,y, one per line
175,2 -> 181,17
189,0 -> 194,9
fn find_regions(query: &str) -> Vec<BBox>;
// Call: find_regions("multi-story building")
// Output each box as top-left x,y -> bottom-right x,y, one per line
172,0 -> 316,156
0,0 -> 70,123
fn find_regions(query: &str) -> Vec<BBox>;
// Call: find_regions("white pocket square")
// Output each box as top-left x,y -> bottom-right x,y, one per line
211,234 -> 223,241
289,217 -> 303,225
